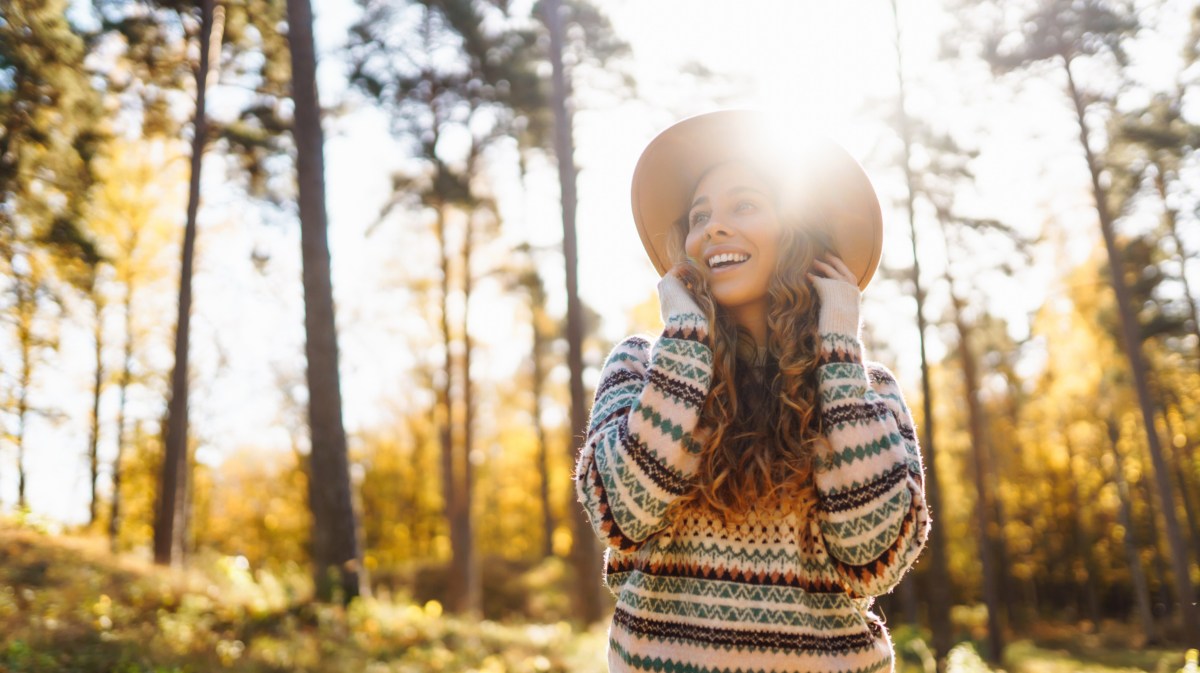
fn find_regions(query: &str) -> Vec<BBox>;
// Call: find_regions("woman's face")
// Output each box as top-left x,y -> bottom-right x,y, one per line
683,160 -> 784,311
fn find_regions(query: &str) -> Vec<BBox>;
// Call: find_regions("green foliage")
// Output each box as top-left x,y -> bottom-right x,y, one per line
0,0 -> 107,276
0,524 -> 610,673
5,521 -> 1191,673
946,642 -> 993,673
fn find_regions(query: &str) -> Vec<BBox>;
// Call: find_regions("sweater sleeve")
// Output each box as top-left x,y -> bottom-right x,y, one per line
573,301 -> 713,552
811,279 -> 932,598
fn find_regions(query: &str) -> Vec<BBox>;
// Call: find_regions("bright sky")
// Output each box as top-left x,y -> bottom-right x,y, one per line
5,0 -> 1196,523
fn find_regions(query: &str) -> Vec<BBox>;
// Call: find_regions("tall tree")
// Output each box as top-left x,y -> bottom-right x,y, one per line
539,0 -> 600,624
885,0 -> 951,662
513,246 -> 557,559
84,0 -> 290,548
0,0 -> 105,510
84,137 -> 183,549
981,0 -> 1199,640
154,0 -> 222,568
285,0 -> 366,603
925,138 -> 1033,661
1105,412 -> 1159,642
1114,94 -> 1200,375
348,0 -> 551,615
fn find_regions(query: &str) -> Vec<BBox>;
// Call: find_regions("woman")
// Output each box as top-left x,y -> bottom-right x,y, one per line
573,109 -> 931,673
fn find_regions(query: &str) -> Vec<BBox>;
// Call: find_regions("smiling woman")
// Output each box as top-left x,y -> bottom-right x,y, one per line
573,109 -> 930,673
682,160 -> 785,349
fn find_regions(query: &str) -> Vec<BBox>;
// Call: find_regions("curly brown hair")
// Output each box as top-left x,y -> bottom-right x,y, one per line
661,157 -> 837,530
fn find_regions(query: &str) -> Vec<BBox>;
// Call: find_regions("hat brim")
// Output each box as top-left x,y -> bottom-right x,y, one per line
630,108 -> 883,292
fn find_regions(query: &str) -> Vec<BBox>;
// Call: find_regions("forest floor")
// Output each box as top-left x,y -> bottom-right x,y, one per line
0,521 -> 1192,673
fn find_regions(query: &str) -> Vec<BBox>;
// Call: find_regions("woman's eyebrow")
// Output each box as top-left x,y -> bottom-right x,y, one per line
690,186 -> 766,210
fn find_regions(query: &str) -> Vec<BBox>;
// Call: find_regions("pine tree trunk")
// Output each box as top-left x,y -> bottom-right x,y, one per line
542,0 -> 601,624
1106,416 -> 1160,643
155,0 -> 214,567
1063,430 -> 1102,625
987,468 -> 1019,630
434,203 -> 464,612
16,294 -> 30,511
110,283 -> 135,553
1156,395 -> 1200,563
458,206 -> 480,617
1159,388 -> 1200,559
1062,54 -> 1198,641
533,318 -> 554,559
888,2 -> 951,663
286,0 -> 365,603
88,291 -> 105,527
948,282 -> 1005,662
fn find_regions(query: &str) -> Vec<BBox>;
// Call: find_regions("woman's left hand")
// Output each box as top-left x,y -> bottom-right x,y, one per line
808,251 -> 863,338
807,252 -> 858,289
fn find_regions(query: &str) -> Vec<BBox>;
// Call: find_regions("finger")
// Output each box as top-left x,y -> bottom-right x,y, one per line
836,261 -> 857,284
818,257 -> 851,283
826,253 -> 852,277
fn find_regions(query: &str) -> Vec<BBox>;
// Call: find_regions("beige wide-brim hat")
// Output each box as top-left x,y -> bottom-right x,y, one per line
630,108 -> 883,292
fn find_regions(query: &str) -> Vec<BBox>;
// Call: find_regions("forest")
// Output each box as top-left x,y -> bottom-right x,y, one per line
2,0 -> 1200,671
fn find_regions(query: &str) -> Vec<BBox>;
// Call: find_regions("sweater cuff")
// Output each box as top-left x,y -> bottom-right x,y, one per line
814,277 -> 862,342
658,273 -> 704,323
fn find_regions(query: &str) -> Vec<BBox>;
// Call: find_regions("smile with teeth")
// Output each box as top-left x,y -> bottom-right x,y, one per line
706,252 -> 751,269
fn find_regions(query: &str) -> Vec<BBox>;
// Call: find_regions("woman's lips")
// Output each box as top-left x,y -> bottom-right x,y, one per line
710,256 -> 750,275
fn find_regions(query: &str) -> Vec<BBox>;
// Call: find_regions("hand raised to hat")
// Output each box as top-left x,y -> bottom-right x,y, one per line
807,252 -> 862,338
657,262 -> 706,326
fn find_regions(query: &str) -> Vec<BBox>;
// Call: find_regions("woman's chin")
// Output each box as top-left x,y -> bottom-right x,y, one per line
711,287 -> 763,310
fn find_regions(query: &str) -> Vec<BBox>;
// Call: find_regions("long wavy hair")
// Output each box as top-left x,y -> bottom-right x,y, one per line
662,157 -> 837,531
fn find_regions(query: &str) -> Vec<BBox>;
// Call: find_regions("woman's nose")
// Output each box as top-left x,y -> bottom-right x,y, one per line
702,216 -> 730,239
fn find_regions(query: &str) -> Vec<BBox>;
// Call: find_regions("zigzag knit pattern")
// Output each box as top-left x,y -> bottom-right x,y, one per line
573,294 -> 932,673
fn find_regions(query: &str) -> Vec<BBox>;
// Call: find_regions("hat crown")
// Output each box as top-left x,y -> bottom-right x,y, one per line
630,108 -> 883,292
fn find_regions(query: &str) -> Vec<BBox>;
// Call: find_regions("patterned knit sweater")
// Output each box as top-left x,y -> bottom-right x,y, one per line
573,273 -> 931,673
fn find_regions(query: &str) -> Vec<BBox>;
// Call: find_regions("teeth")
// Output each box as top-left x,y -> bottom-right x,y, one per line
706,252 -> 750,268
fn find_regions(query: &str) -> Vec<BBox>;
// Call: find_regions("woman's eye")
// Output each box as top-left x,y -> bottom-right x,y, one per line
689,211 -> 708,227
737,200 -> 756,212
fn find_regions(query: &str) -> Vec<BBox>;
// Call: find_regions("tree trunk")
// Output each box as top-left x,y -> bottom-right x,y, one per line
542,0 -> 601,624
155,0 -> 214,567
88,290 -> 105,527
434,203 -> 465,612
946,276 -> 1005,662
987,464 -> 1019,630
1159,388 -> 1200,559
1106,416 -> 1160,643
887,11 -> 952,667
888,1 -> 951,663
518,164 -> 556,561
1156,397 -> 1200,564
286,0 -> 365,603
16,288 -> 31,511
1063,429 -> 1102,625
458,205 -> 480,617
1062,54 -> 1198,641
533,313 -> 555,559
1140,461 -> 1173,618
110,283 -> 136,552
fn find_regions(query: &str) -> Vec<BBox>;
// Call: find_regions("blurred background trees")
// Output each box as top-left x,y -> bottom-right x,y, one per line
3,0 -> 1200,669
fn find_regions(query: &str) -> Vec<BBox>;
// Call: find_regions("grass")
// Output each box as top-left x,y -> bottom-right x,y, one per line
0,521 -> 609,672
0,519 -> 1193,673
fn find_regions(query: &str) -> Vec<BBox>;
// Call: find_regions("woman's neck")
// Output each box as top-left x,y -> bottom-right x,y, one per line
729,301 -> 768,351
